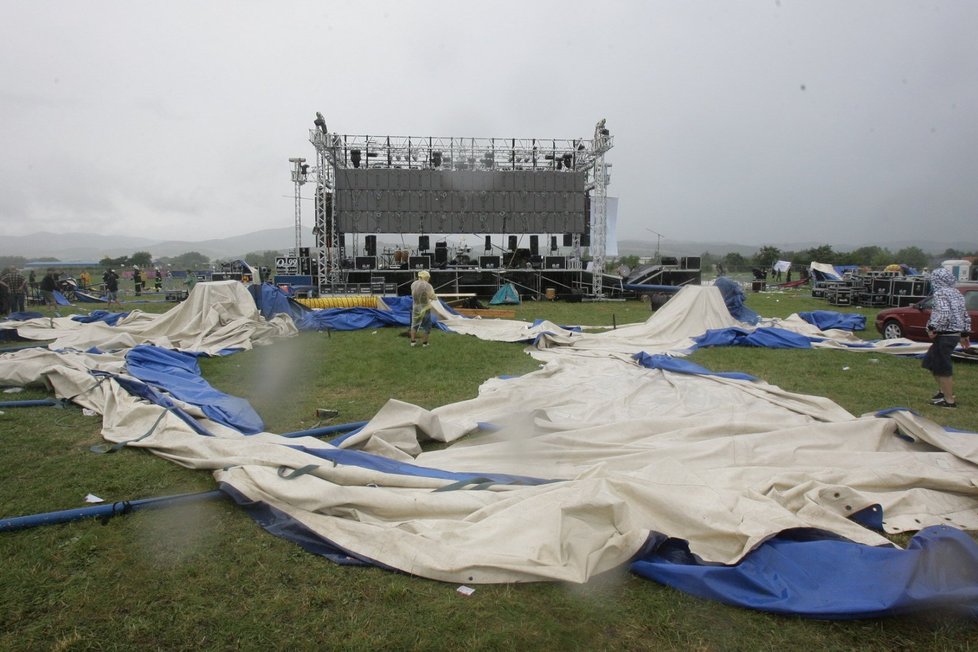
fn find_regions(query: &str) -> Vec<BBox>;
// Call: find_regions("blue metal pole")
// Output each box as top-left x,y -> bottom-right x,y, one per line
280,421 -> 368,438
0,399 -> 61,408
0,490 -> 226,533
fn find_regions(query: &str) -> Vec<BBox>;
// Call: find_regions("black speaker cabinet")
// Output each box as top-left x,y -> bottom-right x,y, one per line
480,255 -> 500,269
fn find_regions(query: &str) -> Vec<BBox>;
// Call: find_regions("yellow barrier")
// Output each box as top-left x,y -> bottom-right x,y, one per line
296,295 -> 380,309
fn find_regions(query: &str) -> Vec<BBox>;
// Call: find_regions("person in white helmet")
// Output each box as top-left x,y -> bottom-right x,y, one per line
409,270 -> 437,347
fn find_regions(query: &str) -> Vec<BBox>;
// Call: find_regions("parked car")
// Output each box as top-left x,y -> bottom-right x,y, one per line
875,283 -> 978,340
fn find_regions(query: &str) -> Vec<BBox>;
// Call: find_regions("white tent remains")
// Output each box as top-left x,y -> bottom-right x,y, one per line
1,282 -> 974,587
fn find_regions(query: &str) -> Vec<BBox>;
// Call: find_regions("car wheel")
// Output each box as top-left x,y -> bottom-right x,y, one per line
882,320 -> 905,339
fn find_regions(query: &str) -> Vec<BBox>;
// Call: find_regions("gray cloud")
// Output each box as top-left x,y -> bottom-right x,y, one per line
2,0 -> 976,249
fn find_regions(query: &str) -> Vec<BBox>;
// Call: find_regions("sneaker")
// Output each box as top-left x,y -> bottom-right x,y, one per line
934,399 -> 957,408
930,392 -> 945,404
422,343 -> 429,348
410,342 -> 417,347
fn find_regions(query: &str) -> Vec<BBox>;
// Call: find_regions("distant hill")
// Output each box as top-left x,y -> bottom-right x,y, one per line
3,229 -> 974,262
2,228 -> 315,261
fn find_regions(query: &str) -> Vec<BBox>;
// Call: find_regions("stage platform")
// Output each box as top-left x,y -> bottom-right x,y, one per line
276,265 -> 597,300
275,263 -> 700,301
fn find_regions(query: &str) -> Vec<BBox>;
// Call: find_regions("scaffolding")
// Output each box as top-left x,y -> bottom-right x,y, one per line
306,114 -> 614,295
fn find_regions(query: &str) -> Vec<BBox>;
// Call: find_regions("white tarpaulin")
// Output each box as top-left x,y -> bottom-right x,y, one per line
0,281 -> 297,354
2,283 -> 975,585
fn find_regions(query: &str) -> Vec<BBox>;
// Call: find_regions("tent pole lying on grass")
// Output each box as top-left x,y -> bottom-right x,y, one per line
0,399 -> 63,408
0,490 -> 226,533
1,421 -> 371,532
281,421 -> 369,438
1,416 -> 372,533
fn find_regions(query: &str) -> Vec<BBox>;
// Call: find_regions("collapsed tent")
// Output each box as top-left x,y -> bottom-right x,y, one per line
2,281 -> 977,618
1,281 -> 297,354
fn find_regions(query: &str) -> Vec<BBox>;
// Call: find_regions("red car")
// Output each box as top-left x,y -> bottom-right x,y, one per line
875,283 -> 978,341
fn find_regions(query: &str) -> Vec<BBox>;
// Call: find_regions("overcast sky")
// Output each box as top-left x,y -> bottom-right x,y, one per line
2,1 -> 976,249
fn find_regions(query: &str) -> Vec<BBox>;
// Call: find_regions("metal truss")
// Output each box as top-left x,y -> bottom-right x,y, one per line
589,119 -> 613,297
288,158 -> 309,258
307,113 -> 614,295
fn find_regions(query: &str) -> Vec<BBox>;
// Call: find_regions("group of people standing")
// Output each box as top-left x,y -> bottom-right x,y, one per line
0,266 -> 181,315
0,267 -> 28,314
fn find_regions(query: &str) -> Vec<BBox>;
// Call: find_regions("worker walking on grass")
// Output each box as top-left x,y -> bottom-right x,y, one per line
409,270 -> 437,348
922,267 -> 972,408
102,269 -> 122,309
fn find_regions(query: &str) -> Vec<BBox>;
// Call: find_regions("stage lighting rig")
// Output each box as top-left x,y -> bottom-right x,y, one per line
314,112 -> 328,133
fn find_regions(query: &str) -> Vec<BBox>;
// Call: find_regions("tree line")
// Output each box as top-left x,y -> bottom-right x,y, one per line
4,245 -> 975,278
0,250 -> 282,272
612,244 -> 977,275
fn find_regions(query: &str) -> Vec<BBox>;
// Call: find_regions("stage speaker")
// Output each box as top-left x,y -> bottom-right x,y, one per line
485,235 -> 492,251
338,233 -> 346,248
355,256 -> 376,270
365,235 -> 377,257
680,256 -> 700,270
299,247 -> 310,258
434,246 -> 448,265
580,233 -> 590,246
661,256 -> 679,266
544,256 -> 566,269
530,235 -> 539,255
563,233 -> 573,247
508,235 -> 518,250
409,255 -> 431,269
550,236 -> 558,252
419,235 -> 430,251
480,255 -> 500,269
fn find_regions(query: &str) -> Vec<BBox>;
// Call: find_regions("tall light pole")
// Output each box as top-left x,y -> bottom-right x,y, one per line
288,157 -> 308,257
646,228 -> 664,264
590,119 -> 614,297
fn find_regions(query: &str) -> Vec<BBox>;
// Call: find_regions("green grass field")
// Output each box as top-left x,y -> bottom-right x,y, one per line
1,288 -> 976,650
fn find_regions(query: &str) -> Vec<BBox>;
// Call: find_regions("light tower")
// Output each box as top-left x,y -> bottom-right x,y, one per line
590,119 -> 614,297
309,112 -> 340,292
288,157 -> 307,258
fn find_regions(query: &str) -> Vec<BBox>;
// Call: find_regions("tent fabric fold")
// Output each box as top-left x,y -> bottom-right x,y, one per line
3,281 -> 978,618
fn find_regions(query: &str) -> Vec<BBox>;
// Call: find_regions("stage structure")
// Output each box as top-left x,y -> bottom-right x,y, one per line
305,114 -> 614,295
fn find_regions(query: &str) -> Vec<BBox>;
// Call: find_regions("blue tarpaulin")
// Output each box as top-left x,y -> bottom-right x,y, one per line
692,326 -> 816,349
631,526 -> 978,619
71,310 -> 130,326
714,277 -> 760,325
124,345 -> 265,434
297,307 -> 413,331
249,283 -> 301,322
798,310 -> 866,331
73,291 -> 108,303
633,352 -> 758,381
